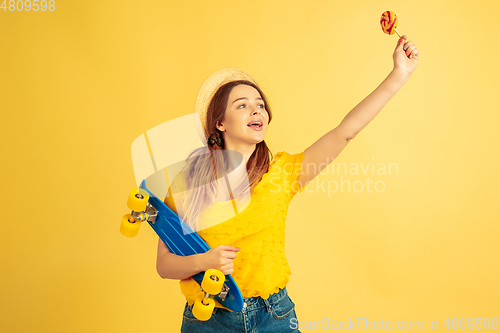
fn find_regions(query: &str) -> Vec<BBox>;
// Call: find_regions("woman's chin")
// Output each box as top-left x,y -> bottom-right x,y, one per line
251,133 -> 266,143
244,136 -> 266,146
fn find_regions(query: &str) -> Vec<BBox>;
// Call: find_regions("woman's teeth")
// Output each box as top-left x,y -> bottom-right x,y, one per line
248,124 -> 263,130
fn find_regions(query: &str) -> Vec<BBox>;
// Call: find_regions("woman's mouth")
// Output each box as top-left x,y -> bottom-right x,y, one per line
247,123 -> 263,131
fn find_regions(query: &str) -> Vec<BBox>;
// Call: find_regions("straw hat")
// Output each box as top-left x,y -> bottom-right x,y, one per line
194,67 -> 258,143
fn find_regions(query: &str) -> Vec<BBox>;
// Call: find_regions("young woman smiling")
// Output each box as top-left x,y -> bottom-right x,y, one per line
157,35 -> 419,332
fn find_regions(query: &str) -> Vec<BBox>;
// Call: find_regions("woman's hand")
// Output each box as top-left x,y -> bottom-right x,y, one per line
393,35 -> 419,77
200,245 -> 241,275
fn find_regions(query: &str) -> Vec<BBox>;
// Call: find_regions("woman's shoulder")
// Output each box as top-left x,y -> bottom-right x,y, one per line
271,150 -> 305,169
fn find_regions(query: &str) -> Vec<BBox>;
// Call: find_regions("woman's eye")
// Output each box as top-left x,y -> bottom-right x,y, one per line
237,103 -> 265,109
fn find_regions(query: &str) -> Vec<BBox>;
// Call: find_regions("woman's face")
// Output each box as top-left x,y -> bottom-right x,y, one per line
217,84 -> 269,147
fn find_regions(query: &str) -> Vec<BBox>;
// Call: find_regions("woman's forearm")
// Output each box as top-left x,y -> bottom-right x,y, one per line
157,251 -> 205,280
338,67 -> 410,139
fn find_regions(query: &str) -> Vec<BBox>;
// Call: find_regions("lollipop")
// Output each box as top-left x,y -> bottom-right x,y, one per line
380,11 -> 401,37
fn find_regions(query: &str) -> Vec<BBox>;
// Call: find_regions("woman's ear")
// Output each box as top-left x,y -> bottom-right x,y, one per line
216,120 -> 224,132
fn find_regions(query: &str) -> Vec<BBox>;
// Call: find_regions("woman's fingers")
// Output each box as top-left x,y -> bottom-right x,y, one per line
403,41 -> 419,58
218,245 -> 240,252
221,262 -> 235,275
402,40 -> 413,50
207,244 -> 240,274
224,251 -> 238,259
405,44 -> 416,53
407,45 -> 419,58
217,247 -> 238,264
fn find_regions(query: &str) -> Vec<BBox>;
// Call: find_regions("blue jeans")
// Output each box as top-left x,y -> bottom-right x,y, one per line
181,287 -> 301,332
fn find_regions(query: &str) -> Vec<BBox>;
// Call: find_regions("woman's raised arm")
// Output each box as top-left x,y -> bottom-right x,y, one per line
295,36 -> 419,190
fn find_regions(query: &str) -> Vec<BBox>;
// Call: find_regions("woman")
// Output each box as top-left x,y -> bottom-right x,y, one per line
157,35 -> 419,332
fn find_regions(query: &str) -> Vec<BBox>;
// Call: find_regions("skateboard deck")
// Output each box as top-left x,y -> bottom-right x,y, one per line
138,179 -> 244,312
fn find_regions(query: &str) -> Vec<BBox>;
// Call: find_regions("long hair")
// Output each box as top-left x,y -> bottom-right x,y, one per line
180,80 -> 273,231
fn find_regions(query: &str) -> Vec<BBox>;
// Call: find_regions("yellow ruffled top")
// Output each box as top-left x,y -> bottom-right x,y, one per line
164,150 -> 305,309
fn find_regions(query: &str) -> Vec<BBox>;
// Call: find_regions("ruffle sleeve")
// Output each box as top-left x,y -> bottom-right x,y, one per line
272,150 -> 306,196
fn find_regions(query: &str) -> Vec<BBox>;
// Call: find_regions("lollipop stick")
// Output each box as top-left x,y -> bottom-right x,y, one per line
394,28 -> 402,38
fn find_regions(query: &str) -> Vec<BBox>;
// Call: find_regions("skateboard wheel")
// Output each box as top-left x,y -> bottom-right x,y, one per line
201,269 -> 225,295
127,188 -> 149,212
192,296 -> 215,321
120,214 -> 141,237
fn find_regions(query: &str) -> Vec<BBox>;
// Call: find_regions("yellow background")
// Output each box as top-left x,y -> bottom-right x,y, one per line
1,0 -> 499,331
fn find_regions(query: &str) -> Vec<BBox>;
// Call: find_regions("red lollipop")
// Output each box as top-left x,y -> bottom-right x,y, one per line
380,11 -> 402,38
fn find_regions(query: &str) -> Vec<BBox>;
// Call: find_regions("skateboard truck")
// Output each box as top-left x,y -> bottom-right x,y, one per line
219,284 -> 229,301
130,202 -> 158,224
200,281 -> 229,301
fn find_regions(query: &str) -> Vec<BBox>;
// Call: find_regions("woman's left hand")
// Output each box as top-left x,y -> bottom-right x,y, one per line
393,35 -> 419,77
